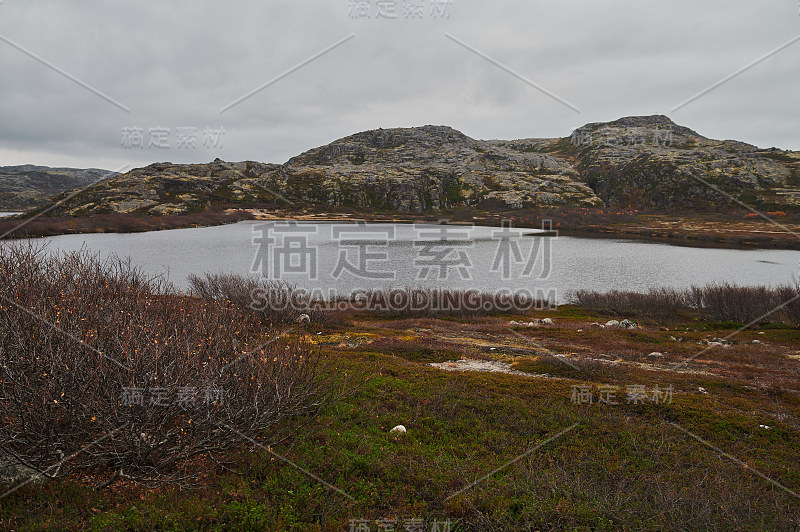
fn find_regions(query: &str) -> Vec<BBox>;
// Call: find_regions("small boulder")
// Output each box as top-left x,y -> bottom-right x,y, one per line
541,318 -> 554,326
0,456 -> 44,486
605,320 -> 620,329
620,319 -> 638,330
295,313 -> 311,324
647,352 -> 664,358
389,425 -> 406,435
590,322 -> 604,329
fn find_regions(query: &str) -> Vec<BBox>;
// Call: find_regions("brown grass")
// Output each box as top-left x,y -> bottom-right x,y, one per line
0,209 -> 253,239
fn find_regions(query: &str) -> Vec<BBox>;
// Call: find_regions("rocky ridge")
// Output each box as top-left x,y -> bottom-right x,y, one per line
38,116 -> 800,216
0,165 -> 117,211
565,116 -> 798,208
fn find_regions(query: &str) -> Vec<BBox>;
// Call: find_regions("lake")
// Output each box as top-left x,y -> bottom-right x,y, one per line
14,221 -> 799,303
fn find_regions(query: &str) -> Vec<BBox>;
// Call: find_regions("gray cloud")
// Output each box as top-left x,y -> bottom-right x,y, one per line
0,0 -> 798,169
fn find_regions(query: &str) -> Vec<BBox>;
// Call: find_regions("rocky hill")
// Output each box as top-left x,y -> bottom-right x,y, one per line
0,165 -> 117,211
280,125 -> 601,211
563,115 -> 800,208
37,116 -> 800,216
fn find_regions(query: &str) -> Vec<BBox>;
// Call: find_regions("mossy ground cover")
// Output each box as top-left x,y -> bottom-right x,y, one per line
2,307 -> 799,530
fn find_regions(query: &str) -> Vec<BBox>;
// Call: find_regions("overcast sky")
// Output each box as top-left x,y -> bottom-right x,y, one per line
0,0 -> 798,171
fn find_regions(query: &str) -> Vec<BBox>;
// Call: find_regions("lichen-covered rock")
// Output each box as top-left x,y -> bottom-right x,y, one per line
278,125 -> 600,212
39,118 -> 800,216
148,203 -> 189,216
0,165 -> 118,211
565,115 -> 798,209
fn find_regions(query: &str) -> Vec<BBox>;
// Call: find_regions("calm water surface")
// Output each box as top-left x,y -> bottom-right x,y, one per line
17,221 -> 799,302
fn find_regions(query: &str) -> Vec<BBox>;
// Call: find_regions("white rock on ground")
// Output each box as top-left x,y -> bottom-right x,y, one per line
0,457 -> 44,486
541,318 -> 554,325
605,320 -> 620,328
510,319 -> 542,327
389,425 -> 407,435
620,319 -> 638,329
429,359 -> 531,376
648,352 -> 664,357
295,313 -> 311,324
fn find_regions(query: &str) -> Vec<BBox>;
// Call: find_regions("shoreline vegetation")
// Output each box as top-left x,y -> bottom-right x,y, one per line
1,205 -> 800,250
2,245 -> 800,529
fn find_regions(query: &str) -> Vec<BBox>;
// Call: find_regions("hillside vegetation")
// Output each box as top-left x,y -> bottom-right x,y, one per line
33,116 -> 800,219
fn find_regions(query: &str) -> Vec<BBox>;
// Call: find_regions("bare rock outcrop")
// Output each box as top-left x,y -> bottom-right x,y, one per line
38,117 -> 800,216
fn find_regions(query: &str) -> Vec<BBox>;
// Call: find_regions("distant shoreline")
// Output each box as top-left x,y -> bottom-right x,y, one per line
1,207 -> 799,250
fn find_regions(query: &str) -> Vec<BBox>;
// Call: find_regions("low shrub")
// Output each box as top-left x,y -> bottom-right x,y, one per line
568,287 -> 687,317
187,272 -> 331,325
569,283 -> 800,326
0,243 -> 328,487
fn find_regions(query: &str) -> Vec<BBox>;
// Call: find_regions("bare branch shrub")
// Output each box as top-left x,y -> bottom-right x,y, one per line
569,283 -> 800,325
187,272 -> 331,324
774,283 -> 800,326
568,287 -> 687,317
0,243 -> 328,487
